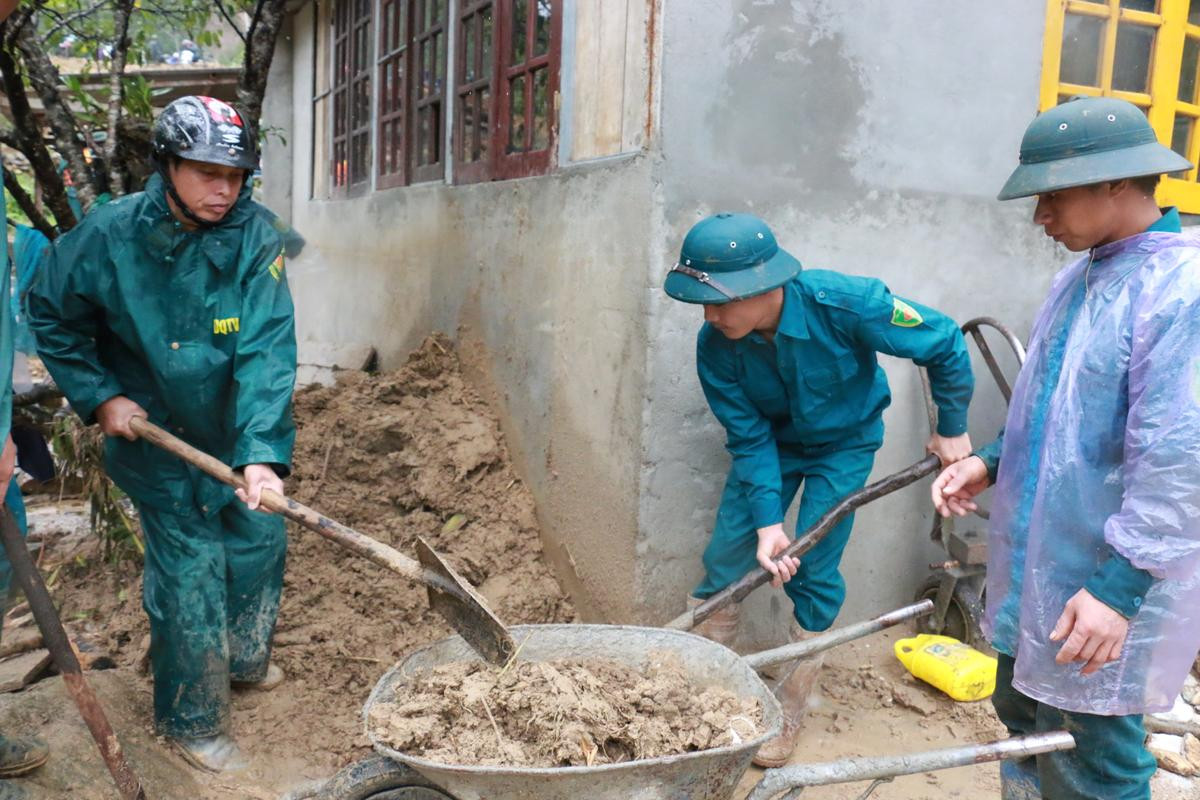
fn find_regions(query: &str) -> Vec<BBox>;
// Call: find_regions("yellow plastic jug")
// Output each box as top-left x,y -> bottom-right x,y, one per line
894,634 -> 997,701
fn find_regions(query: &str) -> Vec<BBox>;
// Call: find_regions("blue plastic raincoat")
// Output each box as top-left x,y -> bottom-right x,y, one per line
983,229 -> 1200,715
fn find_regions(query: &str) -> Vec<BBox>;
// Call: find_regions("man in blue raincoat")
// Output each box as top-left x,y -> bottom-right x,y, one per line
29,96 -> 300,773
933,96 -> 1200,800
664,212 -> 975,766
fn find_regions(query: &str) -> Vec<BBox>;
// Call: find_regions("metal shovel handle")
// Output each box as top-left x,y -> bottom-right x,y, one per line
666,454 -> 942,631
128,417 -> 464,600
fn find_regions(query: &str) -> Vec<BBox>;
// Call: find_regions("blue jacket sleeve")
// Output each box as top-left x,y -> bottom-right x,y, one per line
855,282 -> 974,437
230,245 -> 297,475
973,430 -> 1004,483
697,332 -> 783,529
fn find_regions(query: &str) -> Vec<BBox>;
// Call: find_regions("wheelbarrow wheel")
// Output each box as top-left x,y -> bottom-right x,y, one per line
913,574 -> 987,651
312,754 -> 458,800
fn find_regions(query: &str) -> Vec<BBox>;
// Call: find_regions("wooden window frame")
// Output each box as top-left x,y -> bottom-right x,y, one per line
331,0 -> 374,197
377,0 -> 409,189
410,0 -> 450,183
454,0 -> 494,184
454,0 -> 561,184
1040,0 -> 1200,212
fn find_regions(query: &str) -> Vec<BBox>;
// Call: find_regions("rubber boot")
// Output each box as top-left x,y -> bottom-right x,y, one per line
753,622 -> 823,768
232,663 -> 284,692
172,734 -> 249,773
687,596 -> 740,649
0,734 -> 48,778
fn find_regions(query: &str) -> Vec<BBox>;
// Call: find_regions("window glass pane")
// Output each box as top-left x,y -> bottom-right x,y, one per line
509,74 -> 526,152
535,0 -> 551,57
1120,0 -> 1157,10
1172,114 -> 1192,160
483,9 -> 493,70
512,0 -> 527,64
427,38 -> 436,97
459,91 -> 475,163
533,66 -> 549,150
435,31 -> 445,96
1181,37 -> 1200,103
479,88 -> 490,162
1113,24 -> 1155,92
464,17 -> 476,82
1191,0 -> 1200,25
1060,14 -> 1105,87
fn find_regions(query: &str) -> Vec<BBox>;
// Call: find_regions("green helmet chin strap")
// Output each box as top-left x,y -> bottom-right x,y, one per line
668,263 -> 738,300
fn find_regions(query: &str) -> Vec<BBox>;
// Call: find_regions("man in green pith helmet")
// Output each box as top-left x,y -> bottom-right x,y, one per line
664,212 -> 975,766
933,96 -> 1200,800
28,95 -> 301,773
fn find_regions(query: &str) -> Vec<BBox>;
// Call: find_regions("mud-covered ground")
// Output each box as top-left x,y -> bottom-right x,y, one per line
5,336 -> 575,798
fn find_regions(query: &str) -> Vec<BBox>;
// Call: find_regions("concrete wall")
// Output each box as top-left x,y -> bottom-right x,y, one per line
635,0 -> 1066,644
272,4 -> 658,623
271,0 -> 1077,636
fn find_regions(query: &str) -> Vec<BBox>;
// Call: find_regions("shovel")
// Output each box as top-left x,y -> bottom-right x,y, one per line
666,454 -> 943,631
128,417 -> 515,665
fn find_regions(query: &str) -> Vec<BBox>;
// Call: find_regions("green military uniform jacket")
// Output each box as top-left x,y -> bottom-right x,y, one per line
698,270 -> 974,529
29,173 -> 299,517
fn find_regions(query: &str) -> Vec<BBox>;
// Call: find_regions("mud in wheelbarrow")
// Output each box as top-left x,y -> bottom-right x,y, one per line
306,616 -> 1073,800
358,624 -> 782,800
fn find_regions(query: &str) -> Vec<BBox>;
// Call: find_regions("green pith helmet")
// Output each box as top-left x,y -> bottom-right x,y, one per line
664,213 -> 803,305
998,96 -> 1192,200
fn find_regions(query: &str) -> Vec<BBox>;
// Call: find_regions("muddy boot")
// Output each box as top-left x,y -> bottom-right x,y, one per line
172,734 -> 249,773
687,596 -> 740,649
0,734 -> 48,778
232,663 -> 284,692
753,623 -> 823,768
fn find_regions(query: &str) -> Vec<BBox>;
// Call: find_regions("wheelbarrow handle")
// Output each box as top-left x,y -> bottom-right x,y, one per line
665,454 -> 942,631
742,600 -> 933,671
127,417 -> 460,598
744,731 -> 1075,799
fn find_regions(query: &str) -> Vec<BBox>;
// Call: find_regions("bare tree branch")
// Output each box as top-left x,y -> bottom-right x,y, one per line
0,22 -> 77,229
12,16 -> 98,210
212,0 -> 247,45
237,0 -> 288,131
2,163 -> 56,239
105,0 -> 135,196
42,1 -> 107,42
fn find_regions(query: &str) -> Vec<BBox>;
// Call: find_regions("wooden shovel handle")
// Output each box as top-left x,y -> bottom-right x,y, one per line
127,417 -> 455,593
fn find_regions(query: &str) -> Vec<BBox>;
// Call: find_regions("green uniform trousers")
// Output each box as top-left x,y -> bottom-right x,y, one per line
138,499 -> 285,738
694,435 -> 878,632
993,654 -> 1156,800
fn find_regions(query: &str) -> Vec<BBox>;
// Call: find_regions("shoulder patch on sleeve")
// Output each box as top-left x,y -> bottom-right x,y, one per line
890,298 -> 924,328
268,247 -> 285,282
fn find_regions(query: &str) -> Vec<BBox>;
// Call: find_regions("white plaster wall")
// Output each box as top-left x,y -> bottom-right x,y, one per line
636,0 -> 1068,644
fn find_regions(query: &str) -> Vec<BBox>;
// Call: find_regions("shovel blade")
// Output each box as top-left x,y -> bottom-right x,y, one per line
415,537 -> 516,666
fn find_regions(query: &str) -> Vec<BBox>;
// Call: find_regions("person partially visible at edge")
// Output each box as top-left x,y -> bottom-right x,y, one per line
0,7 -> 52,799
663,212 -> 975,767
932,96 -> 1200,800
28,95 -> 303,774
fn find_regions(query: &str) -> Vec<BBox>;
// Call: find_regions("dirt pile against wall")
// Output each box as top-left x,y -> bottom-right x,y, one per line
49,334 -> 575,784
367,654 -> 763,767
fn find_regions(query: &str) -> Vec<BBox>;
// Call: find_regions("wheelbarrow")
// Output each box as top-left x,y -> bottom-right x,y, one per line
913,317 -> 1026,651
308,611 -> 1074,800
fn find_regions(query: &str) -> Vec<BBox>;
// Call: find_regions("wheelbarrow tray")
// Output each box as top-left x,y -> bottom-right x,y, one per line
363,624 -> 783,800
